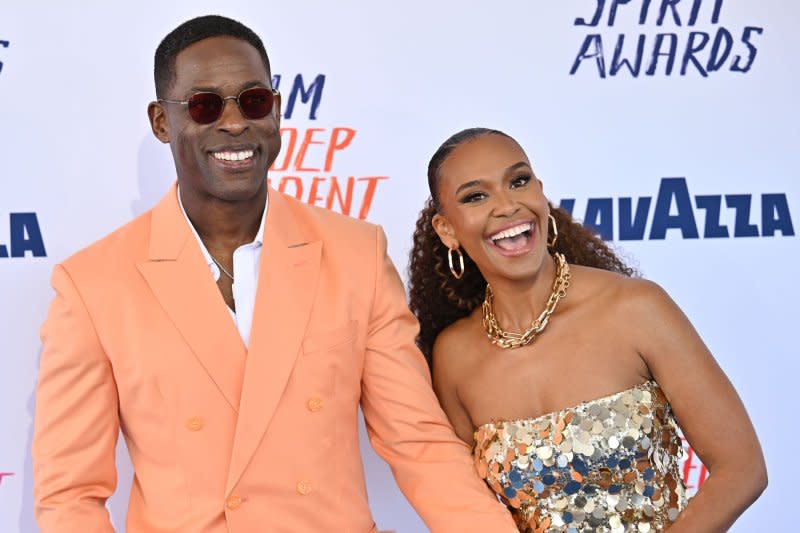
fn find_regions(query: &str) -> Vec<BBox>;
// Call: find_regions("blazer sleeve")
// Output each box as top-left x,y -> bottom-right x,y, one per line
359,226 -> 517,532
33,264 -> 118,533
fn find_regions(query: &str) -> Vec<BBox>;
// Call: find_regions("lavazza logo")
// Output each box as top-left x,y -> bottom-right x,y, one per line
559,178 -> 795,241
570,0 -> 762,77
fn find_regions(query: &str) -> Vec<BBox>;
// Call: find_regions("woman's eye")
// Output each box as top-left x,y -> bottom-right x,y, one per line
511,175 -> 531,188
460,192 -> 486,203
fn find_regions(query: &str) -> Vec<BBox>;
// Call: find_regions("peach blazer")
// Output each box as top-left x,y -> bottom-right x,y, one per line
33,185 -> 516,532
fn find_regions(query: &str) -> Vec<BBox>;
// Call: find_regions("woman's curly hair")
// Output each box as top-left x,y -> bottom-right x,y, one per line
408,128 -> 635,368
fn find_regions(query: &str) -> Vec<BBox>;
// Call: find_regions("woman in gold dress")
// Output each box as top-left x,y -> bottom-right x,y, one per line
408,128 -> 766,532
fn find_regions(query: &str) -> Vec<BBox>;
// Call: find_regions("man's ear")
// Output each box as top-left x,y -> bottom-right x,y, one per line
432,213 -> 458,249
273,91 -> 282,128
147,102 -> 170,144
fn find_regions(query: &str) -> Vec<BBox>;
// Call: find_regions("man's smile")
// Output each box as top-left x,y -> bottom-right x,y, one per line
211,148 -> 254,161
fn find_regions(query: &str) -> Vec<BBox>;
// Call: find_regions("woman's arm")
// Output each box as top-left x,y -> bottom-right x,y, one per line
432,327 -> 478,445
626,279 -> 767,532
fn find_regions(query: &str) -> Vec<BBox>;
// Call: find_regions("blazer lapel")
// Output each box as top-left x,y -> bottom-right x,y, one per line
136,184 -> 247,413
226,189 -> 322,493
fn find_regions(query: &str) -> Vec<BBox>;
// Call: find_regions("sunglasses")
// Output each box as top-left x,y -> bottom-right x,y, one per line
158,87 -> 279,125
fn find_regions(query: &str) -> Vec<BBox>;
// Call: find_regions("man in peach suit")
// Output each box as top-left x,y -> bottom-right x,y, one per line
32,15 -> 516,533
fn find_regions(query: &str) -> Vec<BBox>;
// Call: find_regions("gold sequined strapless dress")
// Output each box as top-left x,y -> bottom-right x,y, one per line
473,381 -> 687,532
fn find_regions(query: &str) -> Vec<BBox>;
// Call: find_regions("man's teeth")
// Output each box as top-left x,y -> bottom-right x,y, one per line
212,150 -> 254,161
491,223 -> 532,241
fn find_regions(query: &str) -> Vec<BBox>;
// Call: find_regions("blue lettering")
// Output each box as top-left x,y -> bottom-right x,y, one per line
686,0 -> 724,25
570,0 -> 757,79
0,40 -> 8,75
646,33 -> 678,76
560,180 -> 793,241
761,194 -> 795,237
711,0 -> 725,24
649,178 -> 699,239
283,74 -> 326,120
611,34 -> 646,76
570,35 -> 606,77
575,0 -> 605,26
619,197 -> 651,240
725,195 -> 759,237
695,195 -> 729,237
656,0 -> 682,26
687,0 -> 702,26
706,27 -> 733,72
10,213 -> 47,257
585,198 -> 614,240
638,0 -> 654,24
681,32 -> 710,76
0,244 -> 7,258
731,27 -> 763,73
559,199 -> 576,216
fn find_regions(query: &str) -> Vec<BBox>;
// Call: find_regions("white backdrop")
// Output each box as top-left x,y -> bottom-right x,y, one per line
1,1 -> 797,531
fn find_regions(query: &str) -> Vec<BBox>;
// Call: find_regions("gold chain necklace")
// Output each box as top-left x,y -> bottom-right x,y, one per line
482,252 -> 571,349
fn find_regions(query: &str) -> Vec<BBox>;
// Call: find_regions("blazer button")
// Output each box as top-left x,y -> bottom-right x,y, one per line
186,416 -> 204,431
226,494 -> 242,510
307,397 -> 323,412
297,480 -> 313,495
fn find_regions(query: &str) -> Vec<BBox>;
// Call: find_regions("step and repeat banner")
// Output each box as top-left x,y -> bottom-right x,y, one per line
1,1 -> 796,531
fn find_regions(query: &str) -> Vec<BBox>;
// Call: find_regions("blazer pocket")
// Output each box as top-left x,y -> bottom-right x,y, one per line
302,320 -> 357,355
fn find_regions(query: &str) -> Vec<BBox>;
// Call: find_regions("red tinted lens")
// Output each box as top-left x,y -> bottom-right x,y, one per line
186,92 -> 224,124
238,88 -> 274,119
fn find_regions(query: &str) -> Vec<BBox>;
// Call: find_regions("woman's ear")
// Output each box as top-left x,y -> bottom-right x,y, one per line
432,213 -> 458,249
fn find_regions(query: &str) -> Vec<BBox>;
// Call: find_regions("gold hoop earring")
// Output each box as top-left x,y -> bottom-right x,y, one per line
448,246 -> 465,279
547,214 -> 558,249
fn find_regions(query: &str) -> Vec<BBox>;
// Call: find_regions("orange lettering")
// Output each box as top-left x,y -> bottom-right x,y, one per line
295,128 -> 325,172
357,176 -> 389,220
307,177 -> 326,207
325,177 -> 355,216
324,128 -> 356,172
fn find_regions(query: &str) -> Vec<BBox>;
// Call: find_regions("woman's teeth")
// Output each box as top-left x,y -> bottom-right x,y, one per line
490,222 -> 532,242
490,222 -> 533,251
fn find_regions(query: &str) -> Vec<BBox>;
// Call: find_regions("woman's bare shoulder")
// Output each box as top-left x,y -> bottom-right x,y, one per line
568,264 -> 666,307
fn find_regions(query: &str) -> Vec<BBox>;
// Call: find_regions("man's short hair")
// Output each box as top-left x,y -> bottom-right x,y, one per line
154,15 -> 272,98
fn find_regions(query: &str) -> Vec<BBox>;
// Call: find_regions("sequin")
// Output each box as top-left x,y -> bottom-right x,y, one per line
537,446 -> 554,460
473,381 -> 687,532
